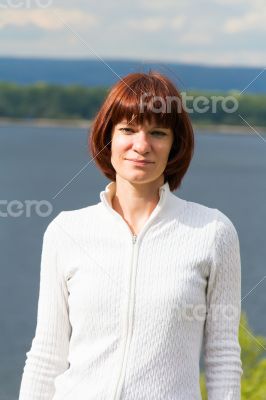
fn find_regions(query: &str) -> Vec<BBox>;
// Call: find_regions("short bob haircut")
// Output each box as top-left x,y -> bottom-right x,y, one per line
89,71 -> 194,192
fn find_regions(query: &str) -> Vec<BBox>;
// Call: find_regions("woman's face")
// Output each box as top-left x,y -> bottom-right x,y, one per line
110,117 -> 174,185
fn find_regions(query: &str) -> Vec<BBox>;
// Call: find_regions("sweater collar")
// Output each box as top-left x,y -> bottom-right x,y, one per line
100,180 -> 170,212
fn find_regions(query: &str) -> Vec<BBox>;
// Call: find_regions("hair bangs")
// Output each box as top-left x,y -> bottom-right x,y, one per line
110,76 -> 178,129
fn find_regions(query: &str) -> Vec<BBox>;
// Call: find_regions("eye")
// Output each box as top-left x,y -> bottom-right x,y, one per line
119,127 -> 134,134
119,127 -> 167,136
151,131 -> 167,136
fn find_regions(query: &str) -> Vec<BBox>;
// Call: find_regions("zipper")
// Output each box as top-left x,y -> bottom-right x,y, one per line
103,186 -> 166,399
112,232 -> 138,400
132,233 -> 137,244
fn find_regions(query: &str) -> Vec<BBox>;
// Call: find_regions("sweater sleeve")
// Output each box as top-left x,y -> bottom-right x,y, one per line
19,215 -> 72,400
203,210 -> 243,400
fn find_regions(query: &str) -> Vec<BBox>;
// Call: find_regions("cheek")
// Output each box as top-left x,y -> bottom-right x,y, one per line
111,135 -> 131,157
156,142 -> 173,160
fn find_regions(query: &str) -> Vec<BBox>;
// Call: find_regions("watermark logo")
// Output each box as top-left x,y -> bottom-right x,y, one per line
0,200 -> 53,217
0,0 -> 52,9
172,302 -> 240,323
139,92 -> 239,115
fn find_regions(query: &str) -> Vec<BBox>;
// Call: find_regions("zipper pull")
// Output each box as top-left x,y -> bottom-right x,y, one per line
132,234 -> 137,244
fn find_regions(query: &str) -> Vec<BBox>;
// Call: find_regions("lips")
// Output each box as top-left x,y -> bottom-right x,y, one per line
126,159 -> 154,163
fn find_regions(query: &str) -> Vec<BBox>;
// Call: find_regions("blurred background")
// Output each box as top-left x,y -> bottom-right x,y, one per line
0,0 -> 266,399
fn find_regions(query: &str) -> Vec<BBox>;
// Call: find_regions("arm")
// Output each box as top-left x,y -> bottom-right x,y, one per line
203,210 -> 243,399
19,214 -> 71,400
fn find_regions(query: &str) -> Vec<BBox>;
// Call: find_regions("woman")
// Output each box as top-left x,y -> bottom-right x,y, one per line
19,71 -> 243,399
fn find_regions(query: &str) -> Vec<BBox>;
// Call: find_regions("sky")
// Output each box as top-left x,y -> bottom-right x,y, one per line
0,0 -> 265,67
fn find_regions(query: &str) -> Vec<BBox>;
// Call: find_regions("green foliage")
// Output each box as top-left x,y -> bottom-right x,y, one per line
0,82 -> 266,128
188,90 -> 266,127
200,312 -> 266,399
239,312 -> 266,399
0,81 -> 108,120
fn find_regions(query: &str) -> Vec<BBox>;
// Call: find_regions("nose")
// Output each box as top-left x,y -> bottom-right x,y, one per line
132,131 -> 151,154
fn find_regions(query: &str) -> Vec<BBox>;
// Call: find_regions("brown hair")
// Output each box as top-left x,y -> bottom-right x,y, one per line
89,70 -> 194,191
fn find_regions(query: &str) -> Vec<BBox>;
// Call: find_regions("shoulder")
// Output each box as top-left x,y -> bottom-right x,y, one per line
176,195 -> 217,227
183,201 -> 241,274
182,197 -> 238,232
213,209 -> 240,254
177,197 -> 239,247
43,203 -> 102,240
185,204 -> 241,260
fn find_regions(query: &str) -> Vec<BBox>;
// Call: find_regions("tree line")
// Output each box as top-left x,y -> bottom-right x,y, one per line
0,81 -> 265,128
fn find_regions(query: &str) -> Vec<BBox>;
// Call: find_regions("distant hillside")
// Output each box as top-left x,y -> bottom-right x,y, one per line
1,82 -> 266,129
0,57 -> 265,94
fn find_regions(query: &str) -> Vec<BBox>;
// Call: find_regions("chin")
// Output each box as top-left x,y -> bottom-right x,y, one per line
123,174 -> 160,185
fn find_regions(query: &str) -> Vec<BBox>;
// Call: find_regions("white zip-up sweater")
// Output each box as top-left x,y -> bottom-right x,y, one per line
19,180 -> 243,400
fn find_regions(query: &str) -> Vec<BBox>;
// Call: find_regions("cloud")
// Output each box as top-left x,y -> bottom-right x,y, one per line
127,17 -> 165,32
170,16 -> 185,30
175,49 -> 266,67
178,33 -> 213,45
126,15 -> 185,32
224,10 -> 266,33
214,0 -> 263,5
0,8 -> 99,31
0,1 -> 265,68
138,0 -> 187,10
216,0 -> 266,33
214,0 -> 246,4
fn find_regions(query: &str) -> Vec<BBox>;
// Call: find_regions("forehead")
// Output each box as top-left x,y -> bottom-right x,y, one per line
117,117 -> 170,129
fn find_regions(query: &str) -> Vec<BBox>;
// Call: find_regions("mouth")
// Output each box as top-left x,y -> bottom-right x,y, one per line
126,158 -> 154,163
125,159 -> 154,166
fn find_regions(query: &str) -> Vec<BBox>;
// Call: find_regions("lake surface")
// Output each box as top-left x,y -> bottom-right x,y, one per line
0,124 -> 266,400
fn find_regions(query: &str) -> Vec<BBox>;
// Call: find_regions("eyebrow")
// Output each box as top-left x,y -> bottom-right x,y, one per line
119,122 -> 170,130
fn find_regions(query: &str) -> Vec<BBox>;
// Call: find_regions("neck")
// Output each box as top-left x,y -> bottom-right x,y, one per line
111,175 -> 165,235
